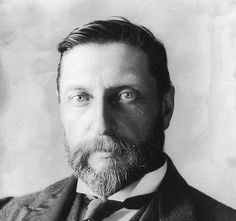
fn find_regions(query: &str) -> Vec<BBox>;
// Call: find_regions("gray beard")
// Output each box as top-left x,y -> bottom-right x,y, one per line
65,127 -> 164,197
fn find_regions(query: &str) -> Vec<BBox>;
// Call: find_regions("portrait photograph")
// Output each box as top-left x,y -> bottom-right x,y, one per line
0,0 -> 236,220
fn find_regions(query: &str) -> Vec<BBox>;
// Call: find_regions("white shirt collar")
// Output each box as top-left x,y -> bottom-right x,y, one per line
76,160 -> 167,202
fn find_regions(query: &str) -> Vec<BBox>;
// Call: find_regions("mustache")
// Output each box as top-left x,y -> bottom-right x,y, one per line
66,135 -> 139,162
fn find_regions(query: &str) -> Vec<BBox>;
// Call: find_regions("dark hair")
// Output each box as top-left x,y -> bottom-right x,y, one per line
57,17 -> 171,100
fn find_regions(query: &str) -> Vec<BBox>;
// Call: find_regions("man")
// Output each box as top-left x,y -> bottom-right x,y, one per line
0,18 -> 235,221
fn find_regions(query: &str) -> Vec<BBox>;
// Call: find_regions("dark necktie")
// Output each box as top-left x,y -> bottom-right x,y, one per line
83,192 -> 154,221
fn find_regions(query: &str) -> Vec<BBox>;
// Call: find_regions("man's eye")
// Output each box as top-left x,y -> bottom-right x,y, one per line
119,91 -> 138,103
71,93 -> 91,103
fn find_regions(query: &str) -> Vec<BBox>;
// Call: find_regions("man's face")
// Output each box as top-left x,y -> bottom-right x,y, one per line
59,42 -> 162,196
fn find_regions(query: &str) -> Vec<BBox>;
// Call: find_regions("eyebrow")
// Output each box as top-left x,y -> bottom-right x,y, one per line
63,86 -> 92,94
106,85 -> 139,92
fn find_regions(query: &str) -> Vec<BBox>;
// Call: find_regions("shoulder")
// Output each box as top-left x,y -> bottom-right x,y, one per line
162,154 -> 236,220
0,176 -> 73,221
188,185 -> 236,220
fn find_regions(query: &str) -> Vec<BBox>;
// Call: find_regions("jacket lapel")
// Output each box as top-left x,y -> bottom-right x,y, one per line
139,155 -> 197,221
22,175 -> 82,221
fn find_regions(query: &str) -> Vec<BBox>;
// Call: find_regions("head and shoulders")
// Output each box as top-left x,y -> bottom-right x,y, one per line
1,17 -> 235,220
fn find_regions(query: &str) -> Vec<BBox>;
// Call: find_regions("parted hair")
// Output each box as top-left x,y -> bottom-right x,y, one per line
57,17 -> 171,100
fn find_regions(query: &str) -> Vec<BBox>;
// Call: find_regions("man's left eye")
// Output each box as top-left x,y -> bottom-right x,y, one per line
119,91 -> 138,103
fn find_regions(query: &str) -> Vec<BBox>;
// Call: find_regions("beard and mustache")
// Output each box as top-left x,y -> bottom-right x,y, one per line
64,120 -> 164,197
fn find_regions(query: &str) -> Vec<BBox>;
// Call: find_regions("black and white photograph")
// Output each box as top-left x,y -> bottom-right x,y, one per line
0,0 -> 236,220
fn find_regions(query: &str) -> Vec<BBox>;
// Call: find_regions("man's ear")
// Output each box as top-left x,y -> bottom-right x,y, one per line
161,85 -> 175,130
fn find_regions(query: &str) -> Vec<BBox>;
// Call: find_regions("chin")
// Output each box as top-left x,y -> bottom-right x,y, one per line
73,156 -> 144,197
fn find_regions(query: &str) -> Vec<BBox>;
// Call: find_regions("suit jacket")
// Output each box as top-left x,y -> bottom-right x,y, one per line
0,156 -> 236,221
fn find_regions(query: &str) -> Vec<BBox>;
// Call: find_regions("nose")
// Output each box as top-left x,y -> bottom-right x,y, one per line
92,98 -> 114,135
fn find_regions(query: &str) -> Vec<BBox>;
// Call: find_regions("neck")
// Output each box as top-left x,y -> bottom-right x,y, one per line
146,151 -> 165,173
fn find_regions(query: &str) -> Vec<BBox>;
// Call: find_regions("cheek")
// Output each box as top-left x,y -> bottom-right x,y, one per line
60,107 -> 92,146
117,104 -> 158,142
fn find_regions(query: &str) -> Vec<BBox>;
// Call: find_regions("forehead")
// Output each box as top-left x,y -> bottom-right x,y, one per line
60,42 -> 156,91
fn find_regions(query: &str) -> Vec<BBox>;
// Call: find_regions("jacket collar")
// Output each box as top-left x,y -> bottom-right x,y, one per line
140,154 -> 197,221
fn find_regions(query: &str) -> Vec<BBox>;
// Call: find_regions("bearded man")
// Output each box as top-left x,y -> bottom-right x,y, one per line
0,18 -> 236,221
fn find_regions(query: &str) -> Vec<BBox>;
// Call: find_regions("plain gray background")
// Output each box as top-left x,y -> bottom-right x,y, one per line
0,0 -> 236,208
